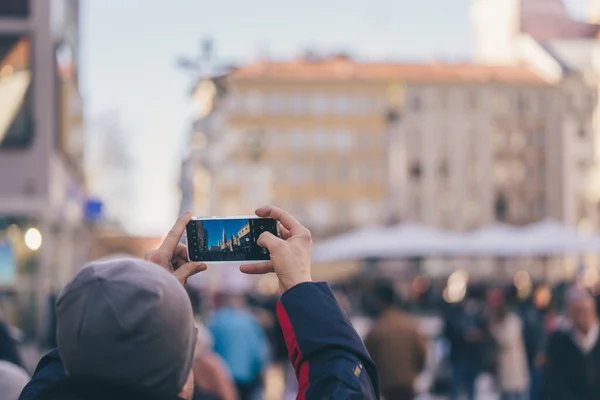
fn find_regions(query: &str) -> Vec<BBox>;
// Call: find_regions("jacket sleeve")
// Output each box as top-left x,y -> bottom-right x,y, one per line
18,349 -> 65,400
276,282 -> 379,400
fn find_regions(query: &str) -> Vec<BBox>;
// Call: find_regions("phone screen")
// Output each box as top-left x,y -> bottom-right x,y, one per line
186,217 -> 278,262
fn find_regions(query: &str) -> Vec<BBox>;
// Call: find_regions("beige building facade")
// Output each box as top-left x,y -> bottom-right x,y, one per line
394,75 -> 597,231
183,58 -> 597,238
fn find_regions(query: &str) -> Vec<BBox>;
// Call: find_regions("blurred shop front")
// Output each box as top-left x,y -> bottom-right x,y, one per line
0,0 -> 89,341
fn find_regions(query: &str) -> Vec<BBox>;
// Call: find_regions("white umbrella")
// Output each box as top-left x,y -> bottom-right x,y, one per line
463,223 -> 522,256
311,226 -> 387,263
517,219 -> 594,255
377,223 -> 467,258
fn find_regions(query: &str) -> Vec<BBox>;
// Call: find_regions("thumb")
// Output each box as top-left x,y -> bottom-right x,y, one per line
257,231 -> 284,252
173,262 -> 207,284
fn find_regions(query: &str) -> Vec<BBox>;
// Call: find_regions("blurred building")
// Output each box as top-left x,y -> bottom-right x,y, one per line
392,66 -> 597,231
184,56 -> 394,237
472,0 -> 600,230
0,0 -> 88,337
182,56 -> 598,236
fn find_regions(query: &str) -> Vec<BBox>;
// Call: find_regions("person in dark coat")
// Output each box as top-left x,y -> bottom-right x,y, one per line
446,290 -> 489,400
0,317 -> 22,367
20,207 -> 379,400
542,286 -> 600,400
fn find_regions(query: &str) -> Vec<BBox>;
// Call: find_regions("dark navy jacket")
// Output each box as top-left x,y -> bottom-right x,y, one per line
20,282 -> 379,400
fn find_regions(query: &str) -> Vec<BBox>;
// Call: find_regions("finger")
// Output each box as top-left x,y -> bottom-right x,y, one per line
159,211 -> 192,258
174,256 -> 189,269
173,262 -> 207,284
144,249 -> 157,262
174,243 -> 189,262
256,206 -> 305,236
257,231 -> 285,252
240,262 -> 275,275
278,223 -> 291,240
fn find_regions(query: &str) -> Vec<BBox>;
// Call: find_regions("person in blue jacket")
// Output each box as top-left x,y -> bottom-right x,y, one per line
19,206 -> 378,400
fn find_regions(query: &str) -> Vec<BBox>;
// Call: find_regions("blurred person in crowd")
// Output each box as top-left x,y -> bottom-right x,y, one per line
0,308 -> 22,368
445,287 -> 489,400
364,280 -> 426,400
542,286 -> 600,400
184,284 -> 236,399
209,289 -> 269,400
488,289 -> 530,400
20,207 -> 379,400
518,284 -> 552,400
0,360 -> 30,400
192,322 -> 237,400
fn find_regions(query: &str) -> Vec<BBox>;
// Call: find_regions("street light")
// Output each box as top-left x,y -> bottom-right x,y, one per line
24,227 -> 42,251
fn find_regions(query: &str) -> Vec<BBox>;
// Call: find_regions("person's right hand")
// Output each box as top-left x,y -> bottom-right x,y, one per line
239,206 -> 312,292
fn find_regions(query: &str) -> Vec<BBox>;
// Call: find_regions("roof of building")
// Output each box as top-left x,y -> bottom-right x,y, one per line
521,0 -> 600,41
229,58 -> 551,84
543,39 -> 597,75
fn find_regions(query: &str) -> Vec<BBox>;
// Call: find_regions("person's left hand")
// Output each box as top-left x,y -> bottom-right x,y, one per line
144,211 -> 207,284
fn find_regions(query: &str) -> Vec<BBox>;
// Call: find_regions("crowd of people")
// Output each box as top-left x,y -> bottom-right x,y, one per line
432,282 -> 600,400
1,206 -> 600,400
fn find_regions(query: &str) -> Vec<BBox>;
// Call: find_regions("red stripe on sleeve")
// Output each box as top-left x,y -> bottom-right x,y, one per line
277,300 -> 309,400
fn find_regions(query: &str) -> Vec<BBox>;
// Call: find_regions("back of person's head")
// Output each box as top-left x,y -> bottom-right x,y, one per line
0,360 -> 29,400
373,280 -> 396,308
566,285 -> 597,334
56,258 -> 196,398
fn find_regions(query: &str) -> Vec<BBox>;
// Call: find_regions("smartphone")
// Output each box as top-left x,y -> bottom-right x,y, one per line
186,216 -> 279,262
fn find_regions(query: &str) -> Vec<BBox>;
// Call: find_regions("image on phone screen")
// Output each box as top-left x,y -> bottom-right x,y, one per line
186,217 -> 278,262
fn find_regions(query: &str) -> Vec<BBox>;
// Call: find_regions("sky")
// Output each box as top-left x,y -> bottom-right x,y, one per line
80,0 -> 587,235
204,219 -> 248,247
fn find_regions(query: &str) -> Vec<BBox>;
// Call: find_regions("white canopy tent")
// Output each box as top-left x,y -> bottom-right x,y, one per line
311,219 -> 600,263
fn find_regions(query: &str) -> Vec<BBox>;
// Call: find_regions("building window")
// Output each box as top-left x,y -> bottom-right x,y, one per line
409,161 -> 422,180
310,199 -> 333,231
495,194 -> 508,222
337,163 -> 349,182
291,129 -> 305,149
335,95 -> 349,116
529,201 -> 538,218
268,130 -> 284,148
467,90 -> 478,109
0,35 -> 33,149
352,200 -> 375,224
536,130 -> 546,147
268,92 -> 284,113
359,131 -> 374,147
587,93 -> 596,108
338,201 -> 349,225
359,163 -> 377,182
411,94 -> 422,111
565,93 -> 575,109
290,92 -> 304,114
335,129 -> 353,152
538,198 -> 546,217
314,130 -> 327,150
315,162 -> 327,182
245,91 -> 263,115
311,92 -> 328,115
291,164 -> 308,183
439,90 -> 448,110
517,93 -> 528,114
438,160 -> 449,178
